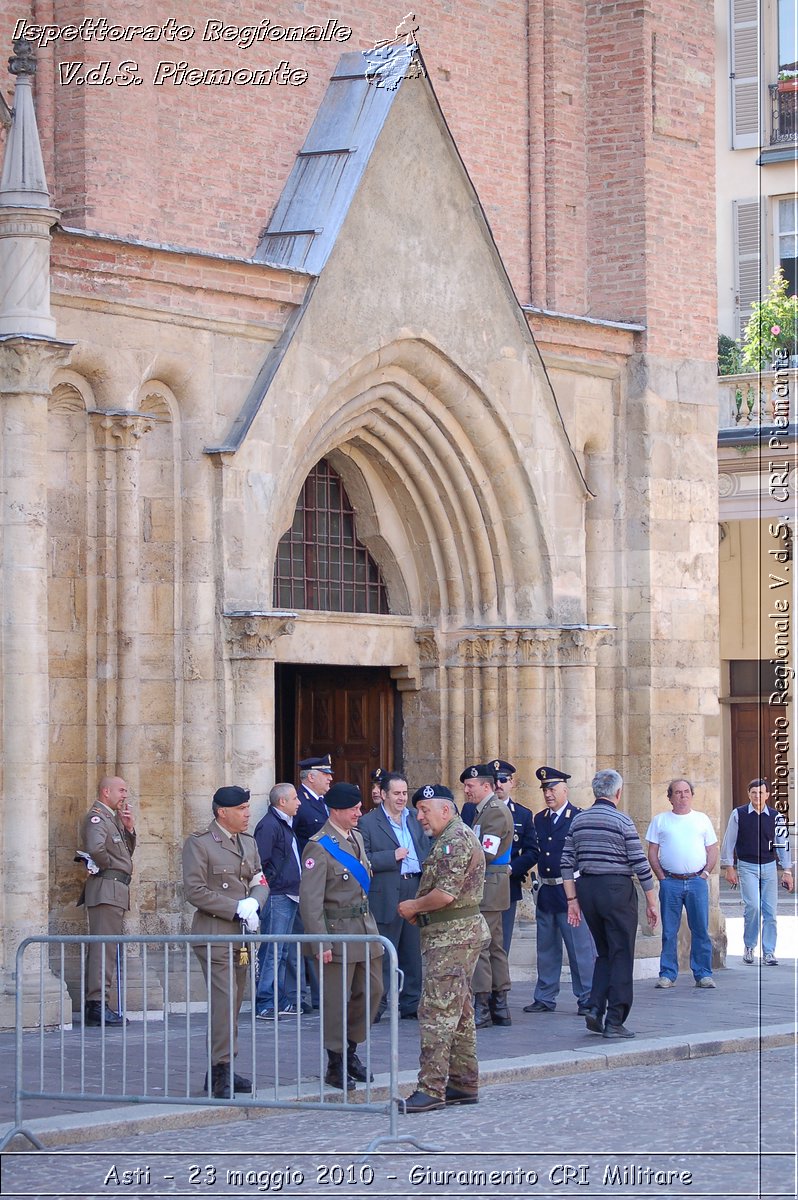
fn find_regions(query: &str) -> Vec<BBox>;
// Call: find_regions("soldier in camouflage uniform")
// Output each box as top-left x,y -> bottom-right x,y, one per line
397,784 -> 489,1114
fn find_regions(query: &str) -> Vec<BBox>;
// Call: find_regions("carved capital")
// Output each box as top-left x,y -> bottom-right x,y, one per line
457,634 -> 500,665
223,612 -> 296,659
414,626 -> 439,666
90,410 -> 154,451
0,335 -> 72,397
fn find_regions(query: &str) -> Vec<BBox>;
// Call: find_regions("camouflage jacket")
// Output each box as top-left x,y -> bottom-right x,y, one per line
417,816 -> 489,950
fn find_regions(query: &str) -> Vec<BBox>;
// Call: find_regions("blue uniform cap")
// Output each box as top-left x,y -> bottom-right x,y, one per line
298,754 -> 333,773
535,766 -> 571,788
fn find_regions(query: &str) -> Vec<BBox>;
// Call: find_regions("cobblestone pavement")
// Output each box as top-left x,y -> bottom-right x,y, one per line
2,1046 -> 795,1200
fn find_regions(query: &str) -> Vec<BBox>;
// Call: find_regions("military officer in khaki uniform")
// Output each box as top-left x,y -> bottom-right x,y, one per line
299,781 -> 383,1089
78,776 -> 136,1027
459,763 -> 514,1028
182,785 -> 269,1099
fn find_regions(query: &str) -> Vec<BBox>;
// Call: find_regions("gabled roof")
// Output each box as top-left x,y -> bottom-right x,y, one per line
254,46 -> 415,275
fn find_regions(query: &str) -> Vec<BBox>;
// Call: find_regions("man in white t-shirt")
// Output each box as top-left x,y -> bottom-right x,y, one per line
645,780 -> 719,989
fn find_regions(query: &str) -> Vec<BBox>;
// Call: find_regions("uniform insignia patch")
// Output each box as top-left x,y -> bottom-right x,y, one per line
304,857 -> 315,869
422,785 -> 434,799
481,833 -> 500,855
444,845 -> 450,854
90,816 -> 101,823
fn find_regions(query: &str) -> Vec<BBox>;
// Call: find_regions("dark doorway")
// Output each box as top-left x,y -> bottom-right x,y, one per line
275,665 -> 401,810
730,703 -> 781,809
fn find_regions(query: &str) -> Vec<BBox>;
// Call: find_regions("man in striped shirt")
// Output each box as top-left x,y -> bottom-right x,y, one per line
560,769 -> 658,1040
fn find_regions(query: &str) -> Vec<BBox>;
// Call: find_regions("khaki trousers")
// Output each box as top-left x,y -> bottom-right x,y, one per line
193,943 -> 247,1066
86,903 -> 125,1004
471,907 -> 511,993
321,954 -> 383,1052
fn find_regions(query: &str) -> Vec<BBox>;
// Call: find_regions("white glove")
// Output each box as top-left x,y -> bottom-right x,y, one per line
236,897 -> 260,932
75,851 -> 99,875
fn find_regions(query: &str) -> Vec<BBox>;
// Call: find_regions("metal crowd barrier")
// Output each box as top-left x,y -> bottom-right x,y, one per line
2,932 -> 402,1152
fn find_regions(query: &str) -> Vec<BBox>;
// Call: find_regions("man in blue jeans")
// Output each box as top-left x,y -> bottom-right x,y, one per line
645,779 -> 718,989
253,783 -> 303,1018
721,778 -> 793,965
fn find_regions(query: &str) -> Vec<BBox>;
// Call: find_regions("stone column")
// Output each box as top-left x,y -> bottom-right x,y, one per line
222,613 -> 295,824
91,412 -> 153,795
0,336 -> 72,1029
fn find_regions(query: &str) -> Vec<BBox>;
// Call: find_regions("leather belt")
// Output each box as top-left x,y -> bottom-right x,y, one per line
539,877 -> 564,886
417,904 -> 480,927
401,872 -> 422,879
485,864 -> 509,873
99,869 -> 132,885
664,871 -> 702,880
324,902 -> 368,918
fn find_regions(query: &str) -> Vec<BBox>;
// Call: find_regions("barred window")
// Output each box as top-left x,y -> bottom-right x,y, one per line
273,459 -> 390,614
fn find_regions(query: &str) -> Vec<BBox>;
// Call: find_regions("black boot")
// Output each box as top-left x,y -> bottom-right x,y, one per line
204,1065 -> 252,1096
210,1063 -> 233,1099
346,1041 -> 373,1083
474,993 -> 492,1028
490,990 -> 512,1026
84,1001 -> 126,1027
325,1050 -> 356,1090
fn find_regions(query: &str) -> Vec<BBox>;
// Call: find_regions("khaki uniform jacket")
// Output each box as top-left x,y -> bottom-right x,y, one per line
472,792 -> 513,913
299,821 -> 383,962
80,801 -> 136,910
182,821 -> 269,935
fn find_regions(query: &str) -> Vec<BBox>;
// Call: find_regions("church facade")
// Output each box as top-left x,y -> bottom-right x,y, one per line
0,2 -> 721,1023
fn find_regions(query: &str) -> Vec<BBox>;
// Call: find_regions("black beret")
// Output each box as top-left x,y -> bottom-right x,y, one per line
458,763 -> 493,783
490,759 -> 516,775
326,781 -> 362,809
213,785 -> 250,808
535,766 -> 571,788
411,784 -> 454,806
298,754 -> 332,772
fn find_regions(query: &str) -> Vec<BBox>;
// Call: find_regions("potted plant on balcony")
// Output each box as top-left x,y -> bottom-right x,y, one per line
741,269 -> 798,370
778,71 -> 798,93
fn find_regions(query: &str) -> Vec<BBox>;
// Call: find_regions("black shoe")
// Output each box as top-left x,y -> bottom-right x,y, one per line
346,1042 -> 373,1083
523,1001 -> 554,1013
300,1000 -> 314,1014
473,993 -> 492,1028
210,1064 -> 234,1099
84,1002 -> 127,1027
603,1023 -> 635,1039
583,1007 -> 604,1034
325,1050 -> 356,1090
577,1004 -> 594,1017
401,1010 -> 418,1020
445,1084 -> 478,1106
373,1008 -> 384,1024
490,991 -> 512,1026
404,1090 -> 445,1113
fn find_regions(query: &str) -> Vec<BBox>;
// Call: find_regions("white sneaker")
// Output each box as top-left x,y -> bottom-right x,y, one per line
763,952 -> 779,966
695,977 -> 716,988
742,947 -> 754,964
655,976 -> 676,988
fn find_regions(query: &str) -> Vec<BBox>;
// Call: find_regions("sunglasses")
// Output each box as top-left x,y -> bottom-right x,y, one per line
496,775 -> 512,783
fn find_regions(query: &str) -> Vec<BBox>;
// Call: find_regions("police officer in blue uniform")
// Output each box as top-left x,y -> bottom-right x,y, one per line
295,755 -> 333,851
523,766 -> 595,1015
294,754 -> 334,1010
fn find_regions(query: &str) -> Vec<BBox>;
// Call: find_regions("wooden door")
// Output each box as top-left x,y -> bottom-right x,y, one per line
730,703 -> 780,808
295,667 -> 395,810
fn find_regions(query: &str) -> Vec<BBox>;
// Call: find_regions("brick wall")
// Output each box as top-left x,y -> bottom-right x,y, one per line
0,1 -> 716,357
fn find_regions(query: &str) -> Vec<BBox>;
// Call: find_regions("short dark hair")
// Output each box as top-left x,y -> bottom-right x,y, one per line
667,778 -> 694,798
748,778 -> 770,791
380,771 -> 408,793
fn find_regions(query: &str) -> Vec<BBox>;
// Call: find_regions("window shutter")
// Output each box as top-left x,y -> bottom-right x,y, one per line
730,0 -> 760,149
733,199 -> 761,338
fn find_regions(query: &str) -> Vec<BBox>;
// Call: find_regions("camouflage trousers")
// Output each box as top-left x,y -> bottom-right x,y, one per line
417,938 -> 483,1100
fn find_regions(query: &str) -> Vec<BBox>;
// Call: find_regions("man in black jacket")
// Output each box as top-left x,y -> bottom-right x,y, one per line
253,783 -> 302,1018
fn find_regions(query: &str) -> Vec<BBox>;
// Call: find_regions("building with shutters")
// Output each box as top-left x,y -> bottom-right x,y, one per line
717,0 -> 797,820
0,1 -> 722,1025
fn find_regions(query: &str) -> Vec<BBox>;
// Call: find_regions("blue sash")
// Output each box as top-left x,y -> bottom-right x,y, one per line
318,835 -> 371,895
493,846 -> 512,865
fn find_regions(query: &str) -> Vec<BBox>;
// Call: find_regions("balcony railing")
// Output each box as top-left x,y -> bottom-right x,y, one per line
769,82 -> 798,144
718,369 -> 797,430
